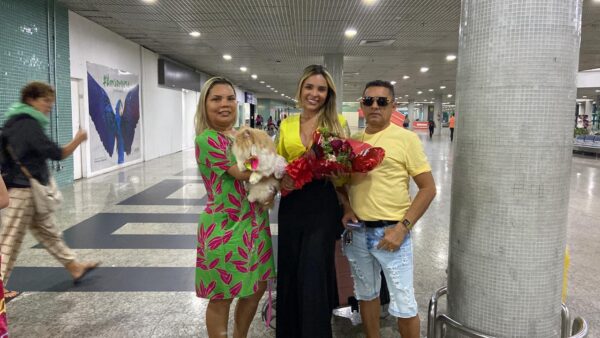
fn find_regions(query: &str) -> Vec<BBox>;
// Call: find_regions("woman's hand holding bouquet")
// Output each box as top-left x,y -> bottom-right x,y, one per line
281,128 -> 385,195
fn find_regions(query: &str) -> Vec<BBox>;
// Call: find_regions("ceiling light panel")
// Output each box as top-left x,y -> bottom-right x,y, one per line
58,0 -> 467,100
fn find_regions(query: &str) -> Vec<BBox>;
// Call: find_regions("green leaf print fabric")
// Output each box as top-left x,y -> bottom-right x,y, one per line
195,130 -> 275,300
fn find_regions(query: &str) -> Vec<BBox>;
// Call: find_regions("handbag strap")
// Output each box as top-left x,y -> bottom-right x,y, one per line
5,145 -> 34,180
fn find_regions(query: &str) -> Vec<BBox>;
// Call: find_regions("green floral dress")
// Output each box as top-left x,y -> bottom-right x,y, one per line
195,129 -> 275,300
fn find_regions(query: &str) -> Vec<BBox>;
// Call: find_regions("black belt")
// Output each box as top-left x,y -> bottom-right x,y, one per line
361,220 -> 399,228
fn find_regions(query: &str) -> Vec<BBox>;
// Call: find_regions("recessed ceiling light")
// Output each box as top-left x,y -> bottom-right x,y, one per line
417,91 -> 423,95
266,85 -> 271,88
420,67 -> 429,73
448,94 -> 453,98
428,89 -> 434,92
390,81 -> 396,85
223,54 -> 232,60
142,0 -> 156,3
404,94 -> 408,97
403,75 -> 410,79
281,93 -> 285,96
240,66 -> 247,72
274,90 -> 278,93
596,89 -> 600,92
446,54 -> 457,61
259,81 -> 265,84
189,31 -> 201,37
583,96 -> 587,98
440,86 -> 446,89
345,29 -> 357,38
362,0 -> 378,5
251,74 -> 258,79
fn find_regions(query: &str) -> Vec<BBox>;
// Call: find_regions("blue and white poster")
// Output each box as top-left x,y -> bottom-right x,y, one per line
86,62 -> 141,174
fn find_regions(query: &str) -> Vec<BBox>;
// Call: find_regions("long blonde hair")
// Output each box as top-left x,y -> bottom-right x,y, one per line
295,65 -> 345,137
195,77 -> 237,135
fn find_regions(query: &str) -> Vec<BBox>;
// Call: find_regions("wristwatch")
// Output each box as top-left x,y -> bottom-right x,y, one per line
401,219 -> 413,232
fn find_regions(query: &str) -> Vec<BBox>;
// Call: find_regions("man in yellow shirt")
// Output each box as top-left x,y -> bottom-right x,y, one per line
340,80 -> 436,338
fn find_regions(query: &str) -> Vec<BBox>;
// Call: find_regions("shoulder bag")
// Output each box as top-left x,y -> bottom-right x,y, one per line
6,145 -> 62,213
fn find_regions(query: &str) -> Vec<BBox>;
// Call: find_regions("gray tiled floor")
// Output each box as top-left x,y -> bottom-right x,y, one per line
4,128 -> 599,337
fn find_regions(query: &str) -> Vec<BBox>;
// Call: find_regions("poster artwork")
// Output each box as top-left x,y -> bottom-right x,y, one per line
86,62 -> 141,174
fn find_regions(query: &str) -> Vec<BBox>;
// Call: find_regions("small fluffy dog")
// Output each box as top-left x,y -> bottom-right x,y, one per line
231,126 -> 287,206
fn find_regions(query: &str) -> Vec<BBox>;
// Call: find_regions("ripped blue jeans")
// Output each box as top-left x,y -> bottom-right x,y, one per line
343,225 -> 418,318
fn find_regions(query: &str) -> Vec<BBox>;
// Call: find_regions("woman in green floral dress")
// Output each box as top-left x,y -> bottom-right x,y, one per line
194,77 -> 275,337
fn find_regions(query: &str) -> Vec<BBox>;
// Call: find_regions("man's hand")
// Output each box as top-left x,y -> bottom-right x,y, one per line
341,207 -> 358,229
377,225 -> 408,252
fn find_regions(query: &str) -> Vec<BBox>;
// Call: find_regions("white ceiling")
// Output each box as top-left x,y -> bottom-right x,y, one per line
58,0 -> 600,103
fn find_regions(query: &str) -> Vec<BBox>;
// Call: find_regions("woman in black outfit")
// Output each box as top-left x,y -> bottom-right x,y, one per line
275,65 -> 347,337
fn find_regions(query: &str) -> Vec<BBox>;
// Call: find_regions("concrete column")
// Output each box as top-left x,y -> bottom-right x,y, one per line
425,104 -> 432,120
585,100 -> 593,116
448,1 -> 583,337
435,94 -> 443,135
323,54 -> 343,113
407,99 -> 415,123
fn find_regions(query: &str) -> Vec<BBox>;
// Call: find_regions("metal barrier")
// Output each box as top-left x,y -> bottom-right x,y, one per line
570,317 -> 589,338
428,286 -> 588,338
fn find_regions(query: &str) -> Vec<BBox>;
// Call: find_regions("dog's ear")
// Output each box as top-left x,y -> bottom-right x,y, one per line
243,129 -> 252,138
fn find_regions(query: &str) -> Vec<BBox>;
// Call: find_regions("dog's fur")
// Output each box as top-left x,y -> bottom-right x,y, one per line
231,126 -> 287,206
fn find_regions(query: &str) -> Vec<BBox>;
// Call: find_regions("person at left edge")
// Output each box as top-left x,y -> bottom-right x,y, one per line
194,77 -> 276,338
0,81 -> 100,302
0,175 -> 9,335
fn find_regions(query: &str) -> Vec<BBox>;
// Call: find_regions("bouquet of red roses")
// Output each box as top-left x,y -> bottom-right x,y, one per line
282,128 -> 385,195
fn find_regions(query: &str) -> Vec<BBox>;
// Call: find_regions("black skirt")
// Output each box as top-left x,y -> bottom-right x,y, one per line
276,179 -> 343,338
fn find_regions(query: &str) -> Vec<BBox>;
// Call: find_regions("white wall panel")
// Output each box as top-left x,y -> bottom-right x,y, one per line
69,11 -> 185,173
141,49 -> 183,161
182,90 -> 199,150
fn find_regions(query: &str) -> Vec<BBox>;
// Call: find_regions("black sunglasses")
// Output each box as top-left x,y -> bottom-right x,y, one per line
360,96 -> 393,107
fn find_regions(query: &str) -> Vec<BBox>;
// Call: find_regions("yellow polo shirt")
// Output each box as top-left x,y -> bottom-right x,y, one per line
349,123 -> 431,221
